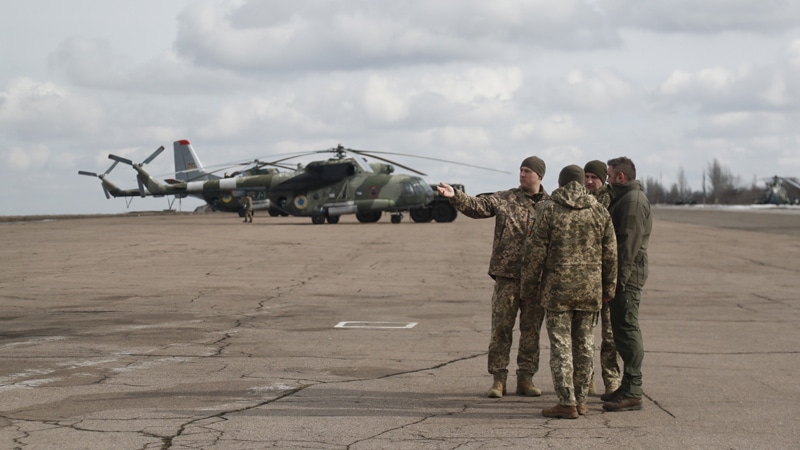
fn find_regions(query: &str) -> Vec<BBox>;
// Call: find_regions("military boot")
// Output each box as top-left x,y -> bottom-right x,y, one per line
542,404 -> 579,419
516,372 -> 542,396
488,374 -> 507,398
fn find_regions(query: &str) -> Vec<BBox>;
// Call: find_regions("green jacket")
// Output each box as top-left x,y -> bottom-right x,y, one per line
521,181 -> 617,312
607,180 -> 652,290
450,186 -> 547,279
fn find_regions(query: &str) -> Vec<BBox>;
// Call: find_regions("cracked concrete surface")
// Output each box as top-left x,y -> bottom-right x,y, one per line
1,208 -> 799,449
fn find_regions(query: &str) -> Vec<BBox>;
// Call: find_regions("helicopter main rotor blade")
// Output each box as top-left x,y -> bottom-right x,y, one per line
78,170 -> 99,177
352,150 -> 426,176
354,150 -> 511,174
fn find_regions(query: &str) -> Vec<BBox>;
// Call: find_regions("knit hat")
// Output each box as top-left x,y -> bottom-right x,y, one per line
583,160 -> 607,183
558,165 -> 585,187
521,156 -> 546,179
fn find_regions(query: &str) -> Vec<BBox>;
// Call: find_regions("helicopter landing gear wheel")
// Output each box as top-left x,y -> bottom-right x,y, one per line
410,207 -> 433,223
326,214 -> 340,224
356,211 -> 382,223
311,213 -> 326,224
390,213 -> 403,224
432,203 -> 456,222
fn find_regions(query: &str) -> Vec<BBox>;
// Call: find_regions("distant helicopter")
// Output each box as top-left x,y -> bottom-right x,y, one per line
108,140 -> 495,224
759,175 -> 800,205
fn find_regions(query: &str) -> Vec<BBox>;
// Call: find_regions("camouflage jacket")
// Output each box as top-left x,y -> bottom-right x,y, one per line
450,186 -> 548,279
607,180 -> 652,291
591,184 -> 611,208
521,181 -> 617,312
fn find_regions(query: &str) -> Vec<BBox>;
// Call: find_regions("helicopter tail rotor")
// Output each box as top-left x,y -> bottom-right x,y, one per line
78,160 -> 122,199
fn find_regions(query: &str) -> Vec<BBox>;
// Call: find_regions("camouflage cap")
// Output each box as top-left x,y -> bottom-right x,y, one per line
521,156 -> 546,179
584,160 -> 607,183
558,164 -> 585,187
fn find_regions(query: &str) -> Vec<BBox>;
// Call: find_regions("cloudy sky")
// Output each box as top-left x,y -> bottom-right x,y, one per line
2,0 -> 800,216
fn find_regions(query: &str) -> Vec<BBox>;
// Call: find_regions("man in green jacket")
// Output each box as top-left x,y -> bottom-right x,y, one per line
438,156 -> 548,399
601,156 -> 653,412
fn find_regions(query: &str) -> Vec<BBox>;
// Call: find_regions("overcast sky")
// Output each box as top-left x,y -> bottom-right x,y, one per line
2,0 -> 800,216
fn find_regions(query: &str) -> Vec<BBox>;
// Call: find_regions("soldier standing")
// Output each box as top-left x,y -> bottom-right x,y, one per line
437,156 -> 548,398
521,165 -> 617,418
583,160 -> 621,396
243,194 -> 253,223
601,156 -> 652,412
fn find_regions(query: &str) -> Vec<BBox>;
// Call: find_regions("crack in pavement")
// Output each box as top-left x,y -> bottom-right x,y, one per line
160,353 -> 487,448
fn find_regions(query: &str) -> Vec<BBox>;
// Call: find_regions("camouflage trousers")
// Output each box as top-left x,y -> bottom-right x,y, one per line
488,277 -> 545,378
546,309 -> 598,406
588,302 -> 621,391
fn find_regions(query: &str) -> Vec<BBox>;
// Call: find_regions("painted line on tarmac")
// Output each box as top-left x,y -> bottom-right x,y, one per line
334,321 -> 418,329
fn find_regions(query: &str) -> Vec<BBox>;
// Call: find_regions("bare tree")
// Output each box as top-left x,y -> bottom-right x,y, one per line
677,166 -> 691,200
706,159 -> 740,204
644,176 -> 665,204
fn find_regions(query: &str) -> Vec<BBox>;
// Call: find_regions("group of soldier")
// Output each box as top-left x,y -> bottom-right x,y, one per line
437,155 -> 652,419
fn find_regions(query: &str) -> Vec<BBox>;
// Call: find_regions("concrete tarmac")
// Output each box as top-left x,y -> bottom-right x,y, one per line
1,206 -> 799,449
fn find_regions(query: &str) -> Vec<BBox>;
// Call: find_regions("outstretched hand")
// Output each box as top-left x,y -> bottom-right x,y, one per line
437,182 -> 455,198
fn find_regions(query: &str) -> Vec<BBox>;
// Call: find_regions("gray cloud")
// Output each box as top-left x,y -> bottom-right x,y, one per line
2,0 -> 800,215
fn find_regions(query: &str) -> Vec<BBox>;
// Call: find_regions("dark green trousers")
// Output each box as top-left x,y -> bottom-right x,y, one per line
609,286 -> 644,398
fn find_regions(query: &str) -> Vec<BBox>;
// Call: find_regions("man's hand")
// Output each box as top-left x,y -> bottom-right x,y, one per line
437,182 -> 455,198
602,296 -> 611,303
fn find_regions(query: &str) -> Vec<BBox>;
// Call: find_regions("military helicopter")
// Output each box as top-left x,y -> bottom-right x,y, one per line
108,140 -> 493,224
758,175 -> 800,205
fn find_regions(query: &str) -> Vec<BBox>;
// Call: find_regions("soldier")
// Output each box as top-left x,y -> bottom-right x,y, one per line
521,165 -> 617,419
601,156 -> 652,412
583,160 -> 621,396
437,156 -> 548,398
243,194 -> 253,223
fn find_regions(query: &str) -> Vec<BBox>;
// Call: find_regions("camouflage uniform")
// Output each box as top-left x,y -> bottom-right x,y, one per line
589,184 -> 621,393
521,181 -> 617,406
243,196 -> 253,223
450,186 -> 547,379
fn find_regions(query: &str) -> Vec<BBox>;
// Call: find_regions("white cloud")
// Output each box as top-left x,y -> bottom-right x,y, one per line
418,126 -> 492,148
0,77 -> 104,140
3,0 -> 800,214
425,67 -> 523,104
548,68 -> 641,111
3,145 -> 49,172
511,115 -> 583,142
363,75 -> 410,123
601,0 -> 800,33
173,0 -> 620,72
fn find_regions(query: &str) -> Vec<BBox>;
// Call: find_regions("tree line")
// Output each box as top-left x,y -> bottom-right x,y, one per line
641,159 -> 773,205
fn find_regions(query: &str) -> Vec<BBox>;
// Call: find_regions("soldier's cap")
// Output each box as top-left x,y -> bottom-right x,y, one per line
558,164 -> 585,187
584,160 -> 607,183
521,156 -> 546,179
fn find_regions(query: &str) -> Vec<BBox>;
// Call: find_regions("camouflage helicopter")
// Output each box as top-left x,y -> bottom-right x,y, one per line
108,140 -> 493,224
759,175 -> 800,205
